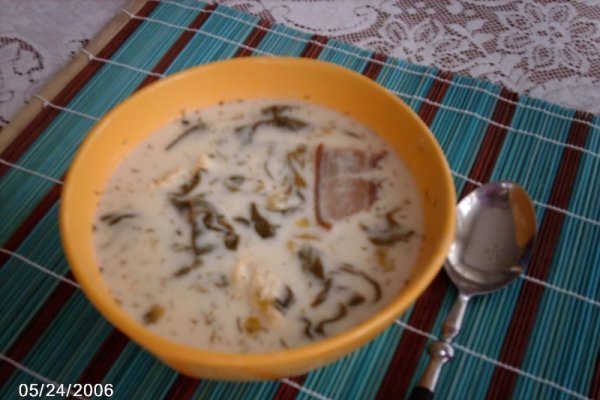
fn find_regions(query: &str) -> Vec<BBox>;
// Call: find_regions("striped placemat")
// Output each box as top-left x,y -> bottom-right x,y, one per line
1,1 -> 599,399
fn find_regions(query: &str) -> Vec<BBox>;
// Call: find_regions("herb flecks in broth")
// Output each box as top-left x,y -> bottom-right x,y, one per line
169,167 -> 240,268
215,275 -> 229,288
339,263 -> 382,303
250,203 -> 278,239
311,278 -> 332,307
173,259 -> 203,278
169,196 -> 240,276
362,208 -> 416,246
223,175 -> 246,192
287,144 -> 307,189
235,105 -> 308,144
143,304 -> 165,324
297,245 -> 325,280
301,317 -> 314,339
100,212 -> 138,226
314,303 -> 348,336
165,119 -> 207,151
244,316 -> 262,336
348,293 -> 366,307
178,167 -> 205,196
273,285 -> 295,313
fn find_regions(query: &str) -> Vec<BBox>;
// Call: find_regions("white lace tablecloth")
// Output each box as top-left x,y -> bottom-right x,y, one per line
2,0 -> 600,132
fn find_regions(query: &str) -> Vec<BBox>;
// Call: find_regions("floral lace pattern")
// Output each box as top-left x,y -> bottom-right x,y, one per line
1,0 -> 600,132
0,0 -> 126,131
221,0 -> 600,114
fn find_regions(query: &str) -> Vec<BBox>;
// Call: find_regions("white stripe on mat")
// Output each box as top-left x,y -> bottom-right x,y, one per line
0,158 -> 64,186
280,378 -> 333,400
0,248 -> 79,288
0,354 -> 88,400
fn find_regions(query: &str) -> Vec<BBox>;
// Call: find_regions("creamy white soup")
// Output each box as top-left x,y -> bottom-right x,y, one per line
94,99 -> 423,352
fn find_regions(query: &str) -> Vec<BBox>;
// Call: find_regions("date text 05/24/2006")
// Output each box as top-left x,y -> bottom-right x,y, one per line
18,383 -> 114,398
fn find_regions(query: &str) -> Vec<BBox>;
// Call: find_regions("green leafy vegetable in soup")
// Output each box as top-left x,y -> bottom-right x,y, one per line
93,99 -> 423,352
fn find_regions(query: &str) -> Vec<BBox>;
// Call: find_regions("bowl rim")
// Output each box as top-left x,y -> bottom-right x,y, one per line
60,56 -> 456,371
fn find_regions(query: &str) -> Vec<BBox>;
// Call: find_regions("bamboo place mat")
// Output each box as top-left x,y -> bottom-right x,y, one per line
1,1 -> 599,399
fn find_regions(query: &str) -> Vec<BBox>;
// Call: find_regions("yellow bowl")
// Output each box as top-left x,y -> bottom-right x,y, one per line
60,57 -> 455,380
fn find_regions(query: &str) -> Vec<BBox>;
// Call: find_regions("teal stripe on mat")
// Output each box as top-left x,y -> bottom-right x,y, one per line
1,2 -> 599,400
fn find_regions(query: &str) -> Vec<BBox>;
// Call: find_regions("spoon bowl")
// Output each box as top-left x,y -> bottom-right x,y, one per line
410,181 -> 536,400
445,181 -> 536,295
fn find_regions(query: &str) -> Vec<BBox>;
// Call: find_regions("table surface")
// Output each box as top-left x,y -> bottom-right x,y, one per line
0,1 -> 599,400
2,0 -> 600,133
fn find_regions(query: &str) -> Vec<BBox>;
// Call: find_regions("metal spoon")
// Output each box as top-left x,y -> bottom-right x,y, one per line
409,181 -> 537,400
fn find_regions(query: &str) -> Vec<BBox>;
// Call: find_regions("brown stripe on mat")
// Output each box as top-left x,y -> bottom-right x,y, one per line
0,276 -> 77,386
71,329 -> 129,385
461,88 -> 519,190
376,85 -> 520,399
137,3 -> 217,88
0,185 -> 62,265
589,349 -> 600,400
274,376 -> 307,400
0,2 -> 159,178
164,375 -> 205,400
362,53 -> 387,80
272,34 -> 331,400
299,34 -> 328,59
234,19 -> 272,57
417,71 -> 454,126
0,4 -> 217,388
486,110 -> 592,400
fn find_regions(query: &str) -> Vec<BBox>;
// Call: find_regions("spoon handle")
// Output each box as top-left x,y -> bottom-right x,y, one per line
408,293 -> 470,400
441,293 -> 470,342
